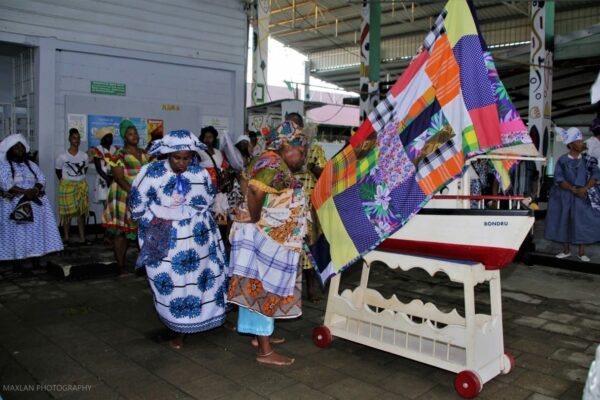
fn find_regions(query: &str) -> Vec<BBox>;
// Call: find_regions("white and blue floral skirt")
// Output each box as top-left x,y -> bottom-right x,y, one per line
142,214 -> 228,334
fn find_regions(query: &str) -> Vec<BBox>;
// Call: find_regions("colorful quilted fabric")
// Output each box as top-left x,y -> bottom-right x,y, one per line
310,0 -> 533,282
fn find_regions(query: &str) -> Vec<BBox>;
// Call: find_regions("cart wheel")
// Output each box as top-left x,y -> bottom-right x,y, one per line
502,351 -> 516,374
312,326 -> 332,348
454,370 -> 482,399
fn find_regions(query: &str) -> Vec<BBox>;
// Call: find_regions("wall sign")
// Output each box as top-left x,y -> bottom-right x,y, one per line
91,81 -> 126,96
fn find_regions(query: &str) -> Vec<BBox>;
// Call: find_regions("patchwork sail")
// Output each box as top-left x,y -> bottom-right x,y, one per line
309,0 -> 535,281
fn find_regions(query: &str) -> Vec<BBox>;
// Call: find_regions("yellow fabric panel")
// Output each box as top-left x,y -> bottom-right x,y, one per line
491,159 -> 512,190
248,179 -> 279,194
316,198 -> 359,269
444,0 -> 478,47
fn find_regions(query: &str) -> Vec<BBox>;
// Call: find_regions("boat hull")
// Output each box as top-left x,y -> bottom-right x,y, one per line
376,209 -> 535,269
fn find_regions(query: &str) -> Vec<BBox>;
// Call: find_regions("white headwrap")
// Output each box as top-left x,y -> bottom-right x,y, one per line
148,130 -> 206,156
220,132 -> 247,171
556,127 -> 583,145
235,135 -> 250,145
0,134 -> 30,162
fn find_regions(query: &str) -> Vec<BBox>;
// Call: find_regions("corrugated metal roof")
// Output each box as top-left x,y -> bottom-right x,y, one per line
268,0 -> 600,124
270,1 -> 598,53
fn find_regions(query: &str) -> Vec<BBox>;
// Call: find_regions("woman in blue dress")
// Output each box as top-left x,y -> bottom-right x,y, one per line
0,134 -> 63,271
129,130 -> 228,349
545,127 -> 600,262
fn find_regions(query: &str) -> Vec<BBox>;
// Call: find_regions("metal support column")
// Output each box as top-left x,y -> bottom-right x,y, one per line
368,0 -> 381,113
359,1 -> 381,123
528,0 -> 554,158
251,0 -> 270,106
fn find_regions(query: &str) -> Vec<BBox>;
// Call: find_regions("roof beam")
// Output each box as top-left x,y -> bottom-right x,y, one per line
501,1 -> 529,17
271,0 -> 315,16
270,3 -> 351,29
272,1 -> 431,41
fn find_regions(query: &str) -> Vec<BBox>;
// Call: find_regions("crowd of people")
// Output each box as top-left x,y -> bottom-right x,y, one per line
1,113 -> 600,365
0,113 -> 325,365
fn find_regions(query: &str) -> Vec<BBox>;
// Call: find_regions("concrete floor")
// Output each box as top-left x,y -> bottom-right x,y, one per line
0,240 -> 599,400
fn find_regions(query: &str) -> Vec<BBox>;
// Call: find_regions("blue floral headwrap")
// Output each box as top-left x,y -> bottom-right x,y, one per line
556,127 -> 583,145
148,130 -> 207,156
266,121 -> 308,150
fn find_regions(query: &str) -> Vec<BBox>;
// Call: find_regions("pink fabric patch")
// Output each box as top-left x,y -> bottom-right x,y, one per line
500,119 -> 526,136
390,52 -> 428,97
468,105 -> 502,149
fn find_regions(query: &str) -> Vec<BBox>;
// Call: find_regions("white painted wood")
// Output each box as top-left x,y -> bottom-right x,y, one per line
323,253 -> 513,388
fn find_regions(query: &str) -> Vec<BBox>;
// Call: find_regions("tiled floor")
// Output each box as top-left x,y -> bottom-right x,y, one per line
0,240 -> 598,399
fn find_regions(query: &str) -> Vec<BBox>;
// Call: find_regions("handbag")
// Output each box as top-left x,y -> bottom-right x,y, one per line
9,196 -> 34,224
135,217 -> 172,269
585,155 -> 600,212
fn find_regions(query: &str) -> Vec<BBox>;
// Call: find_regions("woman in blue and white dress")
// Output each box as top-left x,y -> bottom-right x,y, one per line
0,134 -> 63,269
129,130 -> 228,349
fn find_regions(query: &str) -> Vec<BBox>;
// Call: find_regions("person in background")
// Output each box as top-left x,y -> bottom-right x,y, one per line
129,130 -> 228,349
248,131 -> 260,157
285,112 -> 325,300
89,132 -> 116,208
90,132 -> 117,245
102,119 -> 151,274
285,112 -> 327,179
198,126 -> 229,223
0,134 -> 63,272
469,160 -> 491,209
55,128 -> 90,246
586,117 -> 600,164
545,127 -> 600,262
293,153 -> 323,303
228,121 -> 308,366
227,135 -> 253,222
146,126 -> 164,152
198,126 -> 228,189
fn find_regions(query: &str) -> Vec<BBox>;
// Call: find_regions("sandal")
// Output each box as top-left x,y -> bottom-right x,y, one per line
256,350 -> 295,366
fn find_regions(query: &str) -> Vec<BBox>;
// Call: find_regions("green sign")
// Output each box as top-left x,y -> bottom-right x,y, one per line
91,81 -> 126,96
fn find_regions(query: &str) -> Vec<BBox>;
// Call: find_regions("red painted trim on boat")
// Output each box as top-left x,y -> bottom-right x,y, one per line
376,239 -> 518,270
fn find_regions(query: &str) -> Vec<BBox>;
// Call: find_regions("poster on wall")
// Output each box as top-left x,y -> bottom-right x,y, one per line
202,115 -> 230,135
67,114 -> 88,143
87,115 -> 122,148
87,115 -> 156,149
129,117 -> 148,149
147,119 -> 164,145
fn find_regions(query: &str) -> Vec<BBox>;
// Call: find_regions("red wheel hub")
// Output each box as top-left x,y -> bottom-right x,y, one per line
504,351 -> 516,374
454,370 -> 482,399
312,326 -> 332,348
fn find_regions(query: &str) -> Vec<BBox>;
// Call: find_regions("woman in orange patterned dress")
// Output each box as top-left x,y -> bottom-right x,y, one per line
227,121 -> 308,366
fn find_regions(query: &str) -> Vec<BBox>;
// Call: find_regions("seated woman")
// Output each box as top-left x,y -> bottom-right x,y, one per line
0,134 -> 63,271
129,130 -> 228,349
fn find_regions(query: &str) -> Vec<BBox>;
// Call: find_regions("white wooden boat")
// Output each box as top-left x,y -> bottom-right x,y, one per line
378,198 -> 535,269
